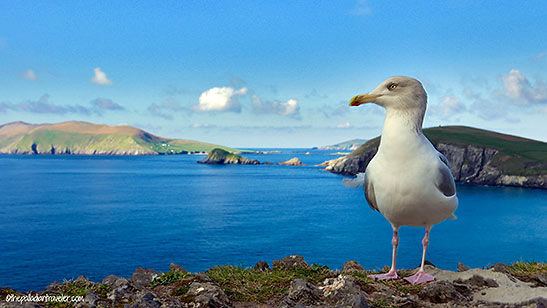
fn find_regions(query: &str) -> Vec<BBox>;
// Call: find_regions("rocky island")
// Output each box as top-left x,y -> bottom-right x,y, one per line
321,126 -> 547,189
0,121 -> 243,155
279,157 -> 306,166
1,256 -> 545,308
198,148 -> 260,165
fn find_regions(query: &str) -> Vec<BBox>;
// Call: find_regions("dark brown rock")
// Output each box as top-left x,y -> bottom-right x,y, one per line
418,281 -> 468,304
273,255 -> 308,270
490,262 -> 511,274
342,261 -> 365,272
169,263 -> 186,273
254,260 -> 271,271
457,262 -> 470,272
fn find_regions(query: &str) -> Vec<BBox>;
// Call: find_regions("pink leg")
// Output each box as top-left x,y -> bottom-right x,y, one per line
404,226 -> 436,284
369,226 -> 400,280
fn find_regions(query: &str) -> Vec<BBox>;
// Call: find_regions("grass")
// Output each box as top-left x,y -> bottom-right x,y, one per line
150,270 -> 192,287
205,264 -> 332,303
508,261 -> 547,281
1,124 -> 247,155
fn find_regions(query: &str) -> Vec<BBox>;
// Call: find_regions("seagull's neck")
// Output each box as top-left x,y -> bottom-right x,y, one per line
378,107 -> 425,154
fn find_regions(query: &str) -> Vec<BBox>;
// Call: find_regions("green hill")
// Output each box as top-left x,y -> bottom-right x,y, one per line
347,126 -> 547,176
324,126 -> 547,189
0,121 -> 244,155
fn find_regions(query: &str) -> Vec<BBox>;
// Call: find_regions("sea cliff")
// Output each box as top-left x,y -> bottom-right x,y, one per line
322,126 -> 547,189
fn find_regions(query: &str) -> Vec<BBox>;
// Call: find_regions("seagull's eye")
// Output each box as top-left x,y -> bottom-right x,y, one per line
387,83 -> 398,91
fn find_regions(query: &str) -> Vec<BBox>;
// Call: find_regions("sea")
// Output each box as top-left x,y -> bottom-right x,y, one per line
0,150 -> 546,291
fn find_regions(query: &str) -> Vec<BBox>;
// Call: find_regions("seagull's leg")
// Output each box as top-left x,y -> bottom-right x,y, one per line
404,226 -> 436,284
368,225 -> 399,280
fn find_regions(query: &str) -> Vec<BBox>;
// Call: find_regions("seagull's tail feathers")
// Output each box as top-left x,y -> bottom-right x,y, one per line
342,172 -> 366,189
447,213 -> 457,220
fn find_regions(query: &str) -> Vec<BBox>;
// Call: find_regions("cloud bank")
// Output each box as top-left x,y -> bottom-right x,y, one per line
0,95 -> 124,116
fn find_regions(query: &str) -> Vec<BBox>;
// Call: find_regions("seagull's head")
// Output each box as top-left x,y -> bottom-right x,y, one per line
349,76 -> 427,111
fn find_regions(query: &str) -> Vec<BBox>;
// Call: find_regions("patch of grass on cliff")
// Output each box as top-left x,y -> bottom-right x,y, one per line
150,270 -> 193,287
509,261 -> 547,277
206,265 -> 331,303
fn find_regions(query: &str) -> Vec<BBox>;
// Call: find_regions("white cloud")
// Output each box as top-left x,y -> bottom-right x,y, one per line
194,87 -> 247,112
90,67 -> 113,85
350,0 -> 371,15
21,69 -> 37,81
430,95 -> 466,118
336,121 -> 351,128
501,69 -> 547,105
251,95 -> 300,116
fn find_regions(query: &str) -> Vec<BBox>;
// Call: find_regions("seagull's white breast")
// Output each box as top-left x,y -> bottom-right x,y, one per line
366,133 -> 458,228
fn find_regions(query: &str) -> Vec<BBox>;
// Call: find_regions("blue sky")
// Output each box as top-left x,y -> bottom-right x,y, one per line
1,1 -> 546,147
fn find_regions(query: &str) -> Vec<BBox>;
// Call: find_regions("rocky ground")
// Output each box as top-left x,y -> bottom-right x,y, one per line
1,256 -> 545,308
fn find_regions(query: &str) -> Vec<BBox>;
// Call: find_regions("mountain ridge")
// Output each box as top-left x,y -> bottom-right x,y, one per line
0,121 -> 243,155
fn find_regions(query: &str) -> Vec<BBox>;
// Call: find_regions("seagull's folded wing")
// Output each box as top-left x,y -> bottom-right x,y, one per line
435,154 -> 456,197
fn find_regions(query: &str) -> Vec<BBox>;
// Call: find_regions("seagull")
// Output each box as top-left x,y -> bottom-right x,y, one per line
348,76 -> 458,284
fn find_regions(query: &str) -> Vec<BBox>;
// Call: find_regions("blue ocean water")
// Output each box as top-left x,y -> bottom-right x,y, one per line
0,151 -> 546,291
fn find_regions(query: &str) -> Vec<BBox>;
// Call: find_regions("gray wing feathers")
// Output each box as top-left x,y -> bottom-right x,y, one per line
363,173 -> 379,211
439,152 -> 450,167
435,160 -> 456,197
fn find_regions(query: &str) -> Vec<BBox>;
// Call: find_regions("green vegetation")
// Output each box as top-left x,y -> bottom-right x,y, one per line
425,126 -> 547,175
508,261 -> 547,283
150,270 -> 192,287
206,264 -> 332,303
0,121 -> 246,155
349,126 -> 547,176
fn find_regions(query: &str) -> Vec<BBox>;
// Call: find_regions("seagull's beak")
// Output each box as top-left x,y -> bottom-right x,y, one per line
349,94 -> 380,106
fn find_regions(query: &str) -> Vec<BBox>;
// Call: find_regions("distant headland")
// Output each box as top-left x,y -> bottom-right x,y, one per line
320,126 -> 547,190
0,121 -> 244,155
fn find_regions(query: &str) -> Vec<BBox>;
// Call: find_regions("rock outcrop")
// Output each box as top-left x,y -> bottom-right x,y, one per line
321,126 -> 547,189
198,148 -> 260,165
2,258 -> 545,308
278,157 -> 305,166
